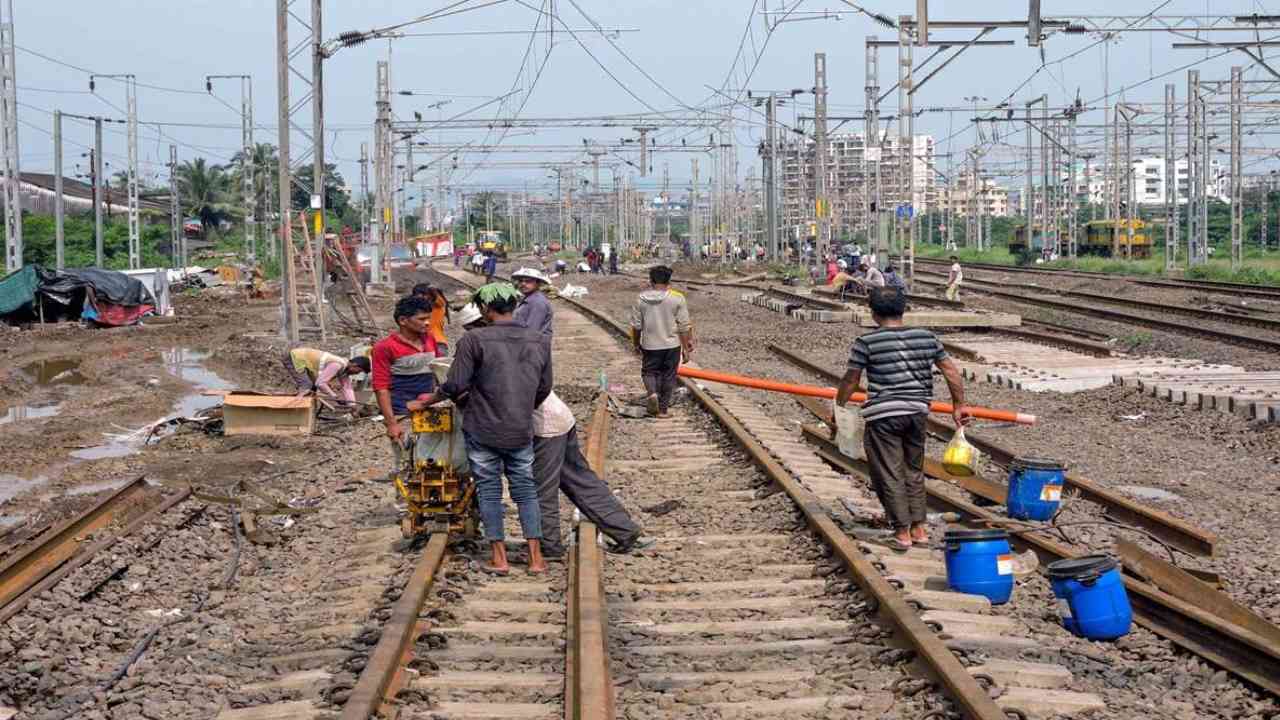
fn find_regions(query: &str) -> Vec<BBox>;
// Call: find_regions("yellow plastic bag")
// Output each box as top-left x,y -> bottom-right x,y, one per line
942,427 -> 981,477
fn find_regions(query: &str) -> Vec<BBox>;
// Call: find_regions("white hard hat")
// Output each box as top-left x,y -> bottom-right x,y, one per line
511,267 -> 551,284
837,259 -> 848,269
457,302 -> 483,327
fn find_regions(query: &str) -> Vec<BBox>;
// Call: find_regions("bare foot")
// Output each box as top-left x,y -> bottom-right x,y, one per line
526,539 -> 549,574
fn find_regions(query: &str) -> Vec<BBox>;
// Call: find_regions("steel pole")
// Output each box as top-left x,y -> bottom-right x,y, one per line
53,110 -> 64,269
94,116 -> 104,268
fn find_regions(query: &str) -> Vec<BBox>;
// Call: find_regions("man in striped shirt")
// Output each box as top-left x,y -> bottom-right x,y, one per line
835,287 -> 971,551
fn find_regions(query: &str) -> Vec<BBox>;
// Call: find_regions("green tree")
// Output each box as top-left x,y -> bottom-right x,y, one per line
175,158 -> 233,233
290,163 -> 350,221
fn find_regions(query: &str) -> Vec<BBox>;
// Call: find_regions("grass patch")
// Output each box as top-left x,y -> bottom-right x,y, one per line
915,245 -> 1019,266
1184,263 -> 1280,287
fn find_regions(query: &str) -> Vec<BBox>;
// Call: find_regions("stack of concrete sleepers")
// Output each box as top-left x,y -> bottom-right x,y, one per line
1114,371 -> 1280,423
738,291 -> 853,323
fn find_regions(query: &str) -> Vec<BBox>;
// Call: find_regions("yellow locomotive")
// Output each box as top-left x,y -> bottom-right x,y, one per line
1082,219 -> 1152,258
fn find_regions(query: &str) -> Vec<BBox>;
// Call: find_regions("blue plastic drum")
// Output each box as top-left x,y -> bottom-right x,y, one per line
943,528 -> 1015,604
1046,555 -> 1132,640
1006,457 -> 1066,521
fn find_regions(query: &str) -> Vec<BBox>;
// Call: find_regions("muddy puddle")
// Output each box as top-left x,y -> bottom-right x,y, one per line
1,348 -> 235,522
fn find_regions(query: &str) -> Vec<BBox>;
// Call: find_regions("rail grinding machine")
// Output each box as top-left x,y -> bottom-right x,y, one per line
393,359 -> 480,538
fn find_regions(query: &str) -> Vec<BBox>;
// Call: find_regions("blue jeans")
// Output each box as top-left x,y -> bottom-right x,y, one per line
465,435 -> 541,542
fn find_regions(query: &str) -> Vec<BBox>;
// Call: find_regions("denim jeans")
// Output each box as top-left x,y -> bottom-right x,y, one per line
465,435 -> 542,542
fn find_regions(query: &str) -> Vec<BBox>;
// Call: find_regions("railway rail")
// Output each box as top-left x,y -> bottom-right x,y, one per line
915,268 -> 1280,335
914,257 -> 1280,301
0,476 -> 188,623
912,275 -> 1280,353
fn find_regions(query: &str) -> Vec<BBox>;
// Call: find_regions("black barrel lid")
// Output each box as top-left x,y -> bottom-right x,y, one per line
1046,554 -> 1118,580
1011,457 -> 1065,472
944,528 -> 1010,542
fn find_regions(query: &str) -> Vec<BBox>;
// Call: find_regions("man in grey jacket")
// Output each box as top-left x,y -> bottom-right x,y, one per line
629,265 -> 693,417
512,267 -> 553,338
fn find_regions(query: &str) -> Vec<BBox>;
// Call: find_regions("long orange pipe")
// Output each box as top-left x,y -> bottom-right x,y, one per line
677,366 -> 1037,426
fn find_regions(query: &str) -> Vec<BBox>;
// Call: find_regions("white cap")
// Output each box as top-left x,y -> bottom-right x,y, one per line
511,267 -> 551,284
457,302 -> 483,327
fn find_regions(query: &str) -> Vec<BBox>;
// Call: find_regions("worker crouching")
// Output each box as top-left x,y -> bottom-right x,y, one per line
411,283 -> 553,575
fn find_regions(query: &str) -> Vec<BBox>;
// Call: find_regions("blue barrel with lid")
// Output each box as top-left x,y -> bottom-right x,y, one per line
943,528 -> 1014,604
1006,457 -> 1066,521
1046,555 -> 1132,640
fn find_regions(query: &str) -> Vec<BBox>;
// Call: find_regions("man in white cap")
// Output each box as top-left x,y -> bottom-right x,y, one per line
512,267 -> 554,338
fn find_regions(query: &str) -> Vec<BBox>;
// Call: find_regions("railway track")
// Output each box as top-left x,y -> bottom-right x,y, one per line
915,257 -> 1280,301
911,275 -> 1280,353
915,268 -> 1280,335
0,476 -> 189,623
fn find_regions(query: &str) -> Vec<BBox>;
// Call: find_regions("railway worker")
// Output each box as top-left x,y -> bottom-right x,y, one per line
532,390 -> 655,557
945,255 -> 963,301
412,284 -> 453,356
374,295 -> 442,472
630,265 -> 694,418
834,286 -> 971,551
882,263 -> 907,292
283,347 -> 370,404
470,249 -> 485,275
512,267 -> 554,338
411,283 -> 553,575
483,251 -> 498,283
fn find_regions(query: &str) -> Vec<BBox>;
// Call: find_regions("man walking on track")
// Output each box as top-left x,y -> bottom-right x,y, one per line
946,255 -> 963,301
630,265 -> 693,418
532,390 -> 654,557
834,287 -> 971,551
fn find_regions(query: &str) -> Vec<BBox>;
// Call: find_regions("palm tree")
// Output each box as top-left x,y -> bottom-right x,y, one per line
175,158 -> 233,233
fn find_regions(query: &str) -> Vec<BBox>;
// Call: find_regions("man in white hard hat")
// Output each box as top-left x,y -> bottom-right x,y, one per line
512,267 -> 554,339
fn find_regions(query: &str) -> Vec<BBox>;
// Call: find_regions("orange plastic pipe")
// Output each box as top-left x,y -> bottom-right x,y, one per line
677,366 -> 1037,426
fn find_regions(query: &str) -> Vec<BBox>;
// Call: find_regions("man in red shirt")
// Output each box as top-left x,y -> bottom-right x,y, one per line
373,295 -> 440,472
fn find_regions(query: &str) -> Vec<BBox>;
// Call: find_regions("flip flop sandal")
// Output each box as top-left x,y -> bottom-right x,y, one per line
479,563 -> 510,576
889,537 -> 913,553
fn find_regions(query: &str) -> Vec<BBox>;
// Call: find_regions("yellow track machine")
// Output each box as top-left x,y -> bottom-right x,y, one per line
394,401 -> 480,538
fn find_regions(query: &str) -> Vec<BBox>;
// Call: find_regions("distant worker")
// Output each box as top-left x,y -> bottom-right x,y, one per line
533,390 -> 654,556
512,267 -> 554,338
630,265 -> 693,418
859,258 -> 886,290
834,287 -> 970,551
482,251 -> 498,283
882,263 -> 907,291
411,283 -> 553,575
946,255 -> 963,301
283,347 -> 369,404
411,284 -> 452,356
373,296 -> 441,470
470,250 -> 485,275
609,247 -> 619,275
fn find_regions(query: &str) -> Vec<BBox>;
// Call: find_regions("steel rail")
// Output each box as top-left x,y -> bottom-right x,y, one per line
808,438 -> 1280,697
915,268 -> 1280,334
525,281 -> 1009,720
914,257 -> 1280,299
912,276 -> 1280,353
765,344 -> 1218,558
573,395 -> 616,720
0,476 -> 156,612
339,533 -> 449,720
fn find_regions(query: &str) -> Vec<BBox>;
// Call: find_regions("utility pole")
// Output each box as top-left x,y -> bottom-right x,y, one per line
813,52 -> 830,261
89,75 -> 141,269
1230,65 -> 1243,270
762,95 -> 778,260
1164,84 -> 1177,270
663,162 -> 671,243
1068,114 -> 1078,257
94,117 -> 104,267
53,110 -> 64,269
208,75 -> 255,260
1024,97 -> 1039,256
634,126 -> 655,176
373,60 -> 391,284
359,142 -> 369,242
897,16 -> 915,281
275,0 -> 298,341
310,0 -> 325,285
1186,69 -> 1202,265
169,145 -> 180,269
0,0 -> 20,273
691,158 -> 700,252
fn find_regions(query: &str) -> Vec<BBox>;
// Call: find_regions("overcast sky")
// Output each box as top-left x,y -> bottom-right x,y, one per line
11,0 -> 1274,205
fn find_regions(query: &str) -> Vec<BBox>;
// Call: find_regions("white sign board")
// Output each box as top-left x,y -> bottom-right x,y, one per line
310,194 -> 322,210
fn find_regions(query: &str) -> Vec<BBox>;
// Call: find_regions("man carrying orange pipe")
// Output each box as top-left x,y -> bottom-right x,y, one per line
834,286 -> 971,552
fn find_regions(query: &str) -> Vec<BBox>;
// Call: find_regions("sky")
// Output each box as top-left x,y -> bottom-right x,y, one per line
11,0 -> 1279,208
